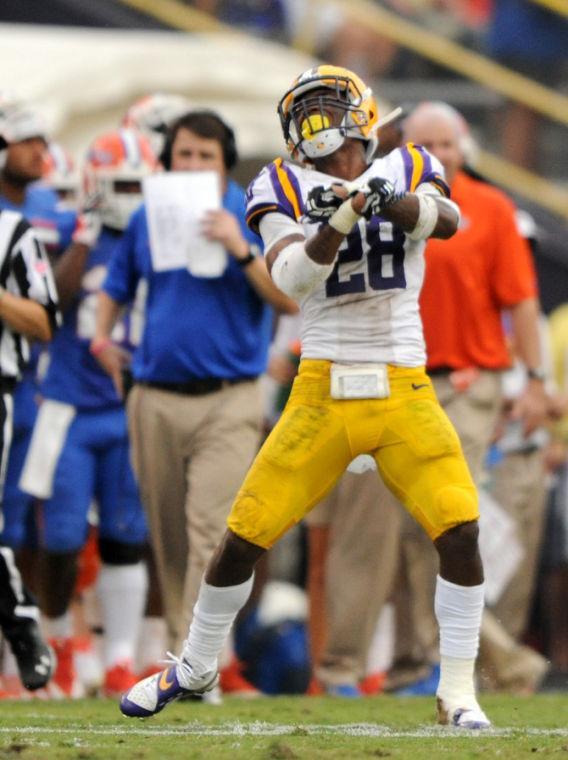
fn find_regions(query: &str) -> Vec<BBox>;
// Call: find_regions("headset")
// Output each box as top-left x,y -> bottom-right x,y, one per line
160,110 -> 238,171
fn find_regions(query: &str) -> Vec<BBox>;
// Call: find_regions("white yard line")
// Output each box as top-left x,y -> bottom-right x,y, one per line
0,723 -> 567,738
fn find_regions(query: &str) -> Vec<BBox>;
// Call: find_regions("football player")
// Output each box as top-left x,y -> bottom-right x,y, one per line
20,128 -> 155,697
120,65 -> 490,729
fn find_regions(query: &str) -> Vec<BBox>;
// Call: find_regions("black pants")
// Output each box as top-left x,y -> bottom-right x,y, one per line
0,391 -> 39,640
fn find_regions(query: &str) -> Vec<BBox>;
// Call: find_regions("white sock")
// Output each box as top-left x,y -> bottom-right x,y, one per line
136,616 -> 167,672
435,575 -> 485,708
97,562 -> 148,669
43,612 -> 73,640
180,577 -> 253,686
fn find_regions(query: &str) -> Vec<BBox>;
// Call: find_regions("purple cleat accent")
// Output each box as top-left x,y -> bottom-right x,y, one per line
120,661 -> 219,718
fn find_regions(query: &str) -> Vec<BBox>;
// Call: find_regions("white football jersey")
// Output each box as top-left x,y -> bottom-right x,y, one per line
246,143 -> 453,366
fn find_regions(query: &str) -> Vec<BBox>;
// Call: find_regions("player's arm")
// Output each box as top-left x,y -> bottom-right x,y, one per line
380,190 -> 458,240
263,210 -> 348,302
337,179 -> 458,240
53,242 -> 90,312
53,198 -> 101,312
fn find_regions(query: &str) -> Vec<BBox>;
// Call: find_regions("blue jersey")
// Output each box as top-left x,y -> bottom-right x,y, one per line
42,228 -> 141,410
103,179 -> 272,383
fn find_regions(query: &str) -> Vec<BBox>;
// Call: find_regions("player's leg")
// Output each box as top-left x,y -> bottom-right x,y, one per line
121,370 -> 354,717
95,407 -> 148,696
374,384 -> 488,728
36,414 -> 95,697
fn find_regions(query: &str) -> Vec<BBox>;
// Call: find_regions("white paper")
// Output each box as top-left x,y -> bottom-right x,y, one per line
478,486 -> 524,605
143,172 -> 228,277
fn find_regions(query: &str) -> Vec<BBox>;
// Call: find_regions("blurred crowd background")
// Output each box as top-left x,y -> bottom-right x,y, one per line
0,0 -> 567,701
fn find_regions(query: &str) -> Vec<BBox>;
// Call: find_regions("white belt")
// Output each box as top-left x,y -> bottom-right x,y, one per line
330,363 -> 390,400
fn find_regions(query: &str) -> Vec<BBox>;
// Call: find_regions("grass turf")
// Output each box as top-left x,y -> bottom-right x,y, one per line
0,694 -> 566,759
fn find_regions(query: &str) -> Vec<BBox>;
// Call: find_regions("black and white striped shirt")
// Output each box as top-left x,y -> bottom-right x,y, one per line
0,209 -> 60,381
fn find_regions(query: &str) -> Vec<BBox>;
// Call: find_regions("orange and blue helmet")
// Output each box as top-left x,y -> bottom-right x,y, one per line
42,142 -> 79,205
82,128 -> 156,231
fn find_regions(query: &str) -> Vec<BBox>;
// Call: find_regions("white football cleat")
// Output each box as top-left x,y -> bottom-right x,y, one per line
437,696 -> 491,729
120,653 -> 218,718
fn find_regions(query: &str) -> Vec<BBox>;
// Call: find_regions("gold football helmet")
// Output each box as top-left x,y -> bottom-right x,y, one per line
277,65 -> 379,162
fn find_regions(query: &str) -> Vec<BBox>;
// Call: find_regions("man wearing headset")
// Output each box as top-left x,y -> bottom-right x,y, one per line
94,110 -> 297,661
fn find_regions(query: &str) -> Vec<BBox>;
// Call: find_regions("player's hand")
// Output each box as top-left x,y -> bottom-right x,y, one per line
72,192 -> 103,248
356,177 -> 403,219
305,185 -> 344,220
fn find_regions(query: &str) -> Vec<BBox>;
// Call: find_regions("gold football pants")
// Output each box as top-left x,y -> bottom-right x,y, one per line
228,360 -> 478,547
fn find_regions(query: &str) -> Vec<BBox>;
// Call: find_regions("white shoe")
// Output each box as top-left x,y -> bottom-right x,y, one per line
120,653 -> 218,718
437,696 -> 491,729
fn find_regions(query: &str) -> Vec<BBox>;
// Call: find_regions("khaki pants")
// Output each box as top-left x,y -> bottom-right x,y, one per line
476,447 -> 548,691
489,449 -> 547,639
127,381 -> 263,650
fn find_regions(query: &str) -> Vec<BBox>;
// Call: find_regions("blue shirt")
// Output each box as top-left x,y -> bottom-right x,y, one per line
42,228 -> 138,410
103,179 -> 272,383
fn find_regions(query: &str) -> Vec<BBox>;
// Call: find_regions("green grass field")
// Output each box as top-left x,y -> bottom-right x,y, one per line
0,694 -> 566,759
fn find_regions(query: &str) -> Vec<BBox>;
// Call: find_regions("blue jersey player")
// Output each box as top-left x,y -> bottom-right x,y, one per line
0,100 -> 76,557
20,128 -> 156,698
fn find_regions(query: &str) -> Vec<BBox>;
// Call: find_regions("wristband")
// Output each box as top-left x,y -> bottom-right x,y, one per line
236,249 -> 256,268
527,367 -> 547,382
328,199 -> 361,235
89,337 -> 112,357
407,193 -> 439,241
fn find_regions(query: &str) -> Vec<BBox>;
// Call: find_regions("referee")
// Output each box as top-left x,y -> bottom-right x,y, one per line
0,115 -> 60,690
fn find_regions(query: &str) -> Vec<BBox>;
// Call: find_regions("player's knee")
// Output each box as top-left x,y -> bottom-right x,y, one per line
98,537 -> 146,565
223,530 -> 264,564
207,530 -> 266,584
436,520 -> 480,561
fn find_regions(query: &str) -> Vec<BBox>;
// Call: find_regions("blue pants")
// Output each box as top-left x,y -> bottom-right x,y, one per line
39,406 -> 147,553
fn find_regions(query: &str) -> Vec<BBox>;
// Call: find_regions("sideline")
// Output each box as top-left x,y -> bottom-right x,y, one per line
1,723 -> 568,738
